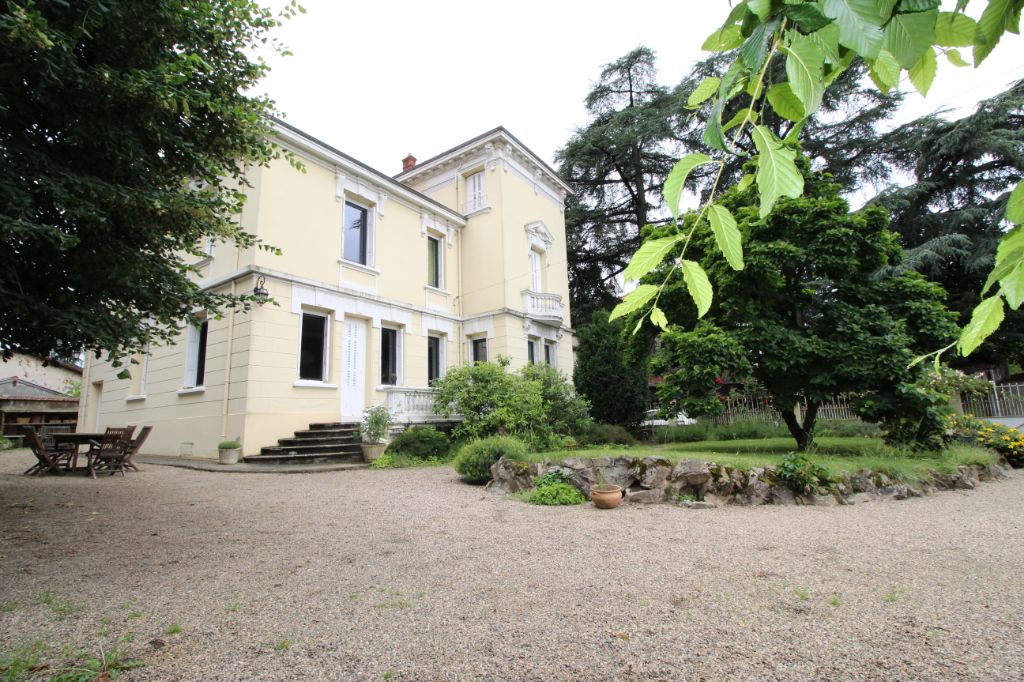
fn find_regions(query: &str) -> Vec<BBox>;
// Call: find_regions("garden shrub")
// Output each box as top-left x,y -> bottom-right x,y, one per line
520,362 -> 591,439
527,482 -> 585,506
534,470 -> 572,487
815,419 -> 881,438
386,426 -> 451,460
944,413 -> 1024,467
709,420 -> 789,441
369,454 -> 395,469
580,422 -> 635,446
453,436 -> 528,484
652,422 -> 709,443
776,453 -> 831,495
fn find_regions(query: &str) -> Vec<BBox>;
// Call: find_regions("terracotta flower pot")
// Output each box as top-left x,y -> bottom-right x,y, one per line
590,484 -> 624,509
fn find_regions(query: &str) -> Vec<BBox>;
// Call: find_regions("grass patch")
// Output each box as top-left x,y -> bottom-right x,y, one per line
370,453 -> 453,469
274,639 -> 292,652
1,601 -> 17,613
52,636 -> 144,681
375,598 -> 412,609
0,641 -> 47,681
38,591 -> 84,621
164,623 -> 182,636
528,438 -> 997,486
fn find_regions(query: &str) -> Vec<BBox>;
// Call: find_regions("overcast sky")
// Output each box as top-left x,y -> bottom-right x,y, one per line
256,0 -> 1024,176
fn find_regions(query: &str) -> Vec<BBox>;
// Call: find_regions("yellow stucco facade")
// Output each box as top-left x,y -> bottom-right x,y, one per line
78,124 -> 576,458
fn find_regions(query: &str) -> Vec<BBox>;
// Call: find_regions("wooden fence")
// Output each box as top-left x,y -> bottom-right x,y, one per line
701,394 -> 856,425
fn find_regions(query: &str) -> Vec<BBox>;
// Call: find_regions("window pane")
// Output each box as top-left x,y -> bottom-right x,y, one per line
527,341 -> 535,364
344,202 -> 368,264
381,328 -> 397,385
427,237 -> 440,288
472,338 -> 487,363
195,320 -> 208,386
544,343 -> 552,365
299,314 -> 327,381
428,336 -> 440,382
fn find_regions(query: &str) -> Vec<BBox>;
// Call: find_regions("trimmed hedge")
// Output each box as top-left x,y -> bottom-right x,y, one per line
386,426 -> 451,460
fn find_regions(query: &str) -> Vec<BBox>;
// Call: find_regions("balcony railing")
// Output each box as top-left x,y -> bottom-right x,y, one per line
521,290 -> 564,323
384,387 -> 445,422
461,194 -> 489,214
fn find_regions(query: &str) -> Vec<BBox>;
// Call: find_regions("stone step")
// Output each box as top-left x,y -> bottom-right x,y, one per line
278,436 -> 359,447
309,422 -> 359,431
260,443 -> 363,456
243,451 -> 366,465
292,428 -> 360,440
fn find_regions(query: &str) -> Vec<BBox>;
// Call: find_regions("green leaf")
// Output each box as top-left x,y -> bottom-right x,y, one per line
900,0 -> 940,11
783,118 -> 806,144
116,368 -> 132,380
610,284 -> 659,322
687,77 -> 721,108
934,11 -> 977,46
1001,264 -> 1024,310
983,257 -> 1018,295
767,82 -> 807,122
908,46 -> 937,96
995,224 -> 1024,264
703,97 -> 728,152
748,0 -> 772,19
1007,180 -> 1024,224
958,295 -> 1005,356
740,18 -> 781,72
737,173 -> 756,192
784,32 -> 825,116
944,48 -> 970,66
822,0 -> 889,59
974,0 -> 1015,65
708,204 -> 744,270
751,125 -> 805,218
650,306 -> 669,330
663,153 -> 714,218
622,236 -> 683,282
883,10 -> 937,69
682,260 -> 713,318
722,108 -> 757,133
868,49 -> 901,93
702,24 -> 745,51
784,3 -> 834,32
807,22 -> 842,63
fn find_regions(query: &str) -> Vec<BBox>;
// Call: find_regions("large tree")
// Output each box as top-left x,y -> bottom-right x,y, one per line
557,47 -> 683,326
0,0 -> 297,362
573,309 -> 649,431
649,169 -> 958,450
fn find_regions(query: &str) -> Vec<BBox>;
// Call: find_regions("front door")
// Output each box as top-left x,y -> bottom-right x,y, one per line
341,319 -> 366,419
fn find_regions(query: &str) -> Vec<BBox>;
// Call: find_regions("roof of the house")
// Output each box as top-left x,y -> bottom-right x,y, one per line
270,118 -> 467,224
394,126 -> 572,194
0,376 -> 74,399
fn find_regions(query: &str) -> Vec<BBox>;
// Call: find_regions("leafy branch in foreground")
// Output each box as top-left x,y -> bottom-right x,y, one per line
612,0 -> 1023,360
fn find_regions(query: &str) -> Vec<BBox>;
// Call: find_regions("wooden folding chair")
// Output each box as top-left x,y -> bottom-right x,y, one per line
23,429 -> 74,476
85,426 -> 136,479
123,425 -> 152,472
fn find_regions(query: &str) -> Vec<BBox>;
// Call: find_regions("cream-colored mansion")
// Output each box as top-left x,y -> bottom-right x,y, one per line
77,122 -> 575,458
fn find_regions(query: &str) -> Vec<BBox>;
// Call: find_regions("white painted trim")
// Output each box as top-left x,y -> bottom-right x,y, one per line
525,221 -> 554,251
176,386 -> 205,396
379,323 -> 404,387
125,395 -> 147,402
296,309 -> 331,383
293,380 -> 338,389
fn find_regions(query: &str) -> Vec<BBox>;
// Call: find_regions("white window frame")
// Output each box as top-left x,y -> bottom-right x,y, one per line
529,249 -> 543,292
127,347 -> 150,401
182,314 -> 208,390
427,333 -> 446,383
296,310 -> 332,385
427,233 -> 444,289
342,199 -> 375,267
544,341 -> 557,367
379,324 -> 404,387
527,337 -> 538,365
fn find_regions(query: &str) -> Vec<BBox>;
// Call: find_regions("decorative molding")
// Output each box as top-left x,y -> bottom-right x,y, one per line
525,221 -> 554,252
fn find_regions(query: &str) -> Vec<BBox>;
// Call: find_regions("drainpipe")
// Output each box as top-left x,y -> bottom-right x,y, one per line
220,187 -> 244,442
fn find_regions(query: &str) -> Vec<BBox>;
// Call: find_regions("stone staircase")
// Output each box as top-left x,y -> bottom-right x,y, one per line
243,422 -> 365,465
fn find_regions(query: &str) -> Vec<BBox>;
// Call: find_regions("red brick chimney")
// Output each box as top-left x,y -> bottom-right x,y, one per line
402,153 -> 416,172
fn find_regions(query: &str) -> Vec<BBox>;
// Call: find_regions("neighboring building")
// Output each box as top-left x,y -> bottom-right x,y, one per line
1,354 -> 81,439
78,122 -> 575,458
3,353 -> 82,395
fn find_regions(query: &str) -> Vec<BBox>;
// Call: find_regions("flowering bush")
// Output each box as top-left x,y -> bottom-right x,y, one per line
944,413 -> 1024,466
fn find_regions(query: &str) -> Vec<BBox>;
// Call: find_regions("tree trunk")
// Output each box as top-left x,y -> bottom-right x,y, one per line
780,401 -> 820,451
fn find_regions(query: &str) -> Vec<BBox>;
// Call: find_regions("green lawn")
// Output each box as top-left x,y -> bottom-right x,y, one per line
530,437 -> 997,484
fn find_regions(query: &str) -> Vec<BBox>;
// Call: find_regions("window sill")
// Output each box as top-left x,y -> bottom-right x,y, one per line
377,384 -> 403,391
177,386 -> 205,395
125,395 -> 147,402
338,259 -> 380,275
464,206 -> 491,218
424,285 -> 449,297
293,380 -> 338,389
191,256 -> 213,268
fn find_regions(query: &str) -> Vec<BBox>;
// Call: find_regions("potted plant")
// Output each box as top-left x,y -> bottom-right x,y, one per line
359,405 -> 393,462
218,439 -> 241,465
590,468 -> 623,509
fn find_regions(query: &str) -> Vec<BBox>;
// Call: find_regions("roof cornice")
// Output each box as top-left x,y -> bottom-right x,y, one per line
270,119 -> 467,226
395,127 -> 571,198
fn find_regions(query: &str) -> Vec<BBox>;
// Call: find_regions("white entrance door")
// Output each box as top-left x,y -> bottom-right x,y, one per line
341,319 -> 366,419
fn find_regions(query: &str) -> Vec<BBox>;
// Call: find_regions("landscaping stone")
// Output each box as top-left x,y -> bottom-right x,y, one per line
850,469 -> 878,494
625,488 -> 664,504
489,458 -> 541,493
672,459 -> 711,487
638,456 -> 672,489
681,500 -> 716,509
741,468 -> 772,506
770,486 -> 797,505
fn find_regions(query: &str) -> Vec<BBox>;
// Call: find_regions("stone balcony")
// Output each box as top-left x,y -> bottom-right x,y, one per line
383,387 -> 446,423
521,289 -> 564,324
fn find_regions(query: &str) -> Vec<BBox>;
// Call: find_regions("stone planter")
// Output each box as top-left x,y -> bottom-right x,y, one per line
218,448 -> 241,465
590,484 -> 624,509
361,443 -> 386,462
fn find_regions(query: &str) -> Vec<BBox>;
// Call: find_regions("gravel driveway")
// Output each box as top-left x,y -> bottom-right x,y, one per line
1,449 -> 1022,681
